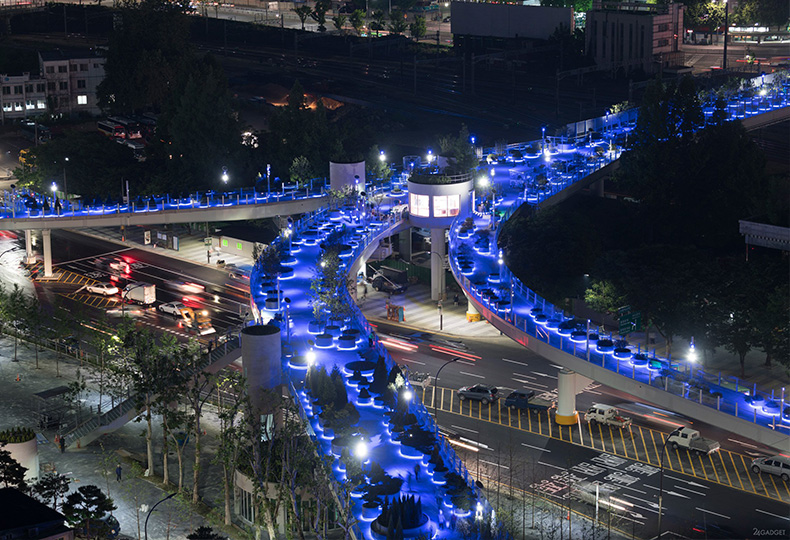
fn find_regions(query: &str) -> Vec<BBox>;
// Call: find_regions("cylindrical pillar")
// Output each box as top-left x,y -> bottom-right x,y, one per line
24,230 -> 35,265
398,228 -> 412,261
430,227 -> 446,301
465,292 -> 481,322
42,229 -> 52,278
556,368 -> 579,425
242,325 -> 282,425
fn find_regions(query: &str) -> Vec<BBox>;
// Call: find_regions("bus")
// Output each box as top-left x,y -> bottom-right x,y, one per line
108,116 -> 142,139
21,122 -> 50,144
98,120 -> 125,139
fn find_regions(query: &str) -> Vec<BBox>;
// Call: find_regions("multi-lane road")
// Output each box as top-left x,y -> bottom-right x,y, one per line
373,320 -> 790,539
25,230 -> 249,342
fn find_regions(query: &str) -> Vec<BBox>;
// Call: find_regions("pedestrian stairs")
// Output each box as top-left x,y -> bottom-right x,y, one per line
64,339 -> 242,449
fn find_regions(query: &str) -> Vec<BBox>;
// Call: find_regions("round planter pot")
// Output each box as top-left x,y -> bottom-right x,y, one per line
315,334 -> 334,348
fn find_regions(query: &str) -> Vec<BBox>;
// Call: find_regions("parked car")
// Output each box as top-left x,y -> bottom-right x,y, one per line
751,455 -> 790,482
371,275 -> 407,295
458,384 -> 498,404
158,301 -> 187,317
85,282 -> 119,296
667,427 -> 720,455
503,390 -> 553,413
584,404 -> 632,428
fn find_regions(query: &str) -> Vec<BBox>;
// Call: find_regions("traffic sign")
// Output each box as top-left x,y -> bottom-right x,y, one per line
619,310 -> 642,336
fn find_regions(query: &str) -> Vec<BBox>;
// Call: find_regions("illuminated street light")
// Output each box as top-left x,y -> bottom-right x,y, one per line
379,150 -> 386,162
50,182 -> 57,193
688,337 -> 697,363
221,167 -> 229,184
354,440 -> 368,460
306,350 -> 316,367
402,388 -> 413,402
426,149 -> 434,163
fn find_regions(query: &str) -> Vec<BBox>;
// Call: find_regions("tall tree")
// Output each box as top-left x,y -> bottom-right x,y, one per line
310,0 -> 333,31
211,371 -> 246,526
293,5 -> 313,30
33,472 -> 71,510
409,15 -> 426,41
62,485 -> 117,540
387,10 -> 408,35
0,442 -> 27,490
181,339 -> 215,504
349,9 -> 365,35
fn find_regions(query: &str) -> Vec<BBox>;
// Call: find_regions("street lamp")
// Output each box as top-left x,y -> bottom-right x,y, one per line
144,492 -> 177,540
63,157 -> 68,208
378,150 -> 386,162
657,427 -> 682,538
433,357 -> 460,434
221,166 -> 229,184
426,149 -> 434,164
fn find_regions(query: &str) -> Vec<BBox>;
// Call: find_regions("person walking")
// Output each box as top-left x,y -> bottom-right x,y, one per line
59,436 -> 65,453
453,293 -> 459,306
414,463 -> 421,481
115,463 -> 122,482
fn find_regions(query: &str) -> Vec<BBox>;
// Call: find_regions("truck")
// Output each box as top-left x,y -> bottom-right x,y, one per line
504,390 -> 554,413
585,404 -> 632,428
180,306 -> 216,336
667,427 -> 720,455
122,282 -> 156,305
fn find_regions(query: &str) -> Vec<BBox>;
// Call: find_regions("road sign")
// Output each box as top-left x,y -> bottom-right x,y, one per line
204,237 -> 212,246
144,230 -> 151,245
619,310 -> 642,336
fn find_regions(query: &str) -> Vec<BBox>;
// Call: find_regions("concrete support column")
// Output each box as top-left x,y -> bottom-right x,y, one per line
591,178 -> 605,197
242,325 -> 283,434
398,228 -> 412,261
556,368 -> 579,425
23,230 -> 35,265
465,292 -> 481,322
430,227 -> 446,301
42,229 -> 52,278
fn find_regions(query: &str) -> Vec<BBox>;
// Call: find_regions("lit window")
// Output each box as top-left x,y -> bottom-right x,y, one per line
13,102 -> 22,111
36,100 -> 45,109
77,95 -> 87,105
447,194 -> 460,216
236,242 -> 243,250
409,193 -> 429,217
433,195 -> 447,217
25,100 -> 34,110
221,239 -> 228,247
2,103 -> 10,112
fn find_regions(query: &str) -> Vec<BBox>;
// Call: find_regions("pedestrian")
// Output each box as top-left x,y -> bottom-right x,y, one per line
115,463 -> 122,482
59,436 -> 65,453
414,463 -> 421,481
453,293 -> 459,306
208,340 -> 214,353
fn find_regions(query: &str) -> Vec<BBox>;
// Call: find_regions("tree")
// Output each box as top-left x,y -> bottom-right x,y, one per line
211,372 -> 246,526
188,527 -> 225,539
21,295 -> 51,370
150,333 -> 182,488
332,14 -> 347,32
33,472 -> 71,510
584,280 -> 626,320
310,0 -> 333,31
437,125 -> 478,173
370,10 -> 387,34
293,5 -> 313,30
387,10 -> 408,35
0,442 -> 27,490
181,339 -> 215,504
349,9 -> 365,35
289,155 -> 313,187
409,15 -> 426,41
62,485 -> 117,540
366,145 -> 390,183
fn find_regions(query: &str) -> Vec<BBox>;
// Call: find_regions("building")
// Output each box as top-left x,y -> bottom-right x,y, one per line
0,73 -> 47,123
38,49 -> 105,116
585,0 -> 684,74
0,487 -> 74,540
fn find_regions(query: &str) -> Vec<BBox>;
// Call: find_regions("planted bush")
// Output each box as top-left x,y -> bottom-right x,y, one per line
0,427 -> 35,444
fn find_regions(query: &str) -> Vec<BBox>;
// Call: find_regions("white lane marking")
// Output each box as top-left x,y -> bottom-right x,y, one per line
480,460 -> 510,469
399,358 -> 426,365
532,372 -> 549,377
727,438 -> 758,449
538,461 -> 563,470
674,485 -> 706,496
620,485 -> 647,495
460,371 -> 485,379
514,379 -> 548,389
695,508 -> 731,520
503,358 -> 529,367
585,389 -> 603,395
551,364 -> 564,370
458,360 -> 476,366
451,425 -> 478,434
513,373 -> 536,379
666,475 -> 710,488
755,508 -> 790,521
522,443 -> 549,452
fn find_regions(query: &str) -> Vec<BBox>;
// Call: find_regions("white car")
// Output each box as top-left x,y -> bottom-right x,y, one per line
158,301 -> 186,317
86,282 -> 119,296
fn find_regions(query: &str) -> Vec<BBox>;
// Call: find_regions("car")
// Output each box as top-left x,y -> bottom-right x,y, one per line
371,275 -> 407,295
158,301 -> 186,317
57,335 -> 81,356
85,282 -> 119,296
95,256 -> 131,275
442,16 -> 450,22
80,514 -> 120,539
751,455 -> 790,482
457,384 -> 498,404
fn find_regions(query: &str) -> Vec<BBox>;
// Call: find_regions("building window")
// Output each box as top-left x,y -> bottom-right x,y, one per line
658,23 -> 669,32
59,97 -> 69,107
1,87 -> 8,95
37,99 -> 45,109
94,63 -> 100,68
77,80 -> 86,89
657,38 -> 669,47
14,102 -> 22,111
36,83 -> 44,92
25,100 -> 34,110
59,82 -> 68,90
47,82 -> 55,92
45,66 -> 54,74
221,239 -> 228,247
13,85 -> 21,94
77,95 -> 87,105
58,65 -> 67,73
80,63 -> 88,71
432,194 -> 460,217
70,64 -> 77,72
236,242 -> 243,251
24,84 -> 32,93
2,103 -> 10,112
409,193 -> 430,217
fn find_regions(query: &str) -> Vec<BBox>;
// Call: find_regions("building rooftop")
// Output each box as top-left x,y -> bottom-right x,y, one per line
0,487 -> 69,532
39,48 -> 103,62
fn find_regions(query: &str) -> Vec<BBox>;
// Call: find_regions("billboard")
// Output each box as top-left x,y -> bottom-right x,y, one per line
451,2 -> 574,40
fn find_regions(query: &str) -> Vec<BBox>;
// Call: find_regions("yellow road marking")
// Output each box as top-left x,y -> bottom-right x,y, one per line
769,473 -> 780,500
619,427 -> 628,458
598,423 -> 606,453
708,454 -> 720,484
638,426 -> 650,464
675,449 -> 684,473
697,454 -> 708,481
718,451 -> 734,487
730,452 -> 748,491
588,422 -> 595,450
650,430 -> 660,464
687,450 -> 697,477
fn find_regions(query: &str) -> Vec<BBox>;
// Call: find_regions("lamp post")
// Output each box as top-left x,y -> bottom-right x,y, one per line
63,157 -> 68,208
722,0 -> 729,71
144,492 -> 176,540
433,357 -> 460,434
657,427 -> 682,538
221,166 -> 229,185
